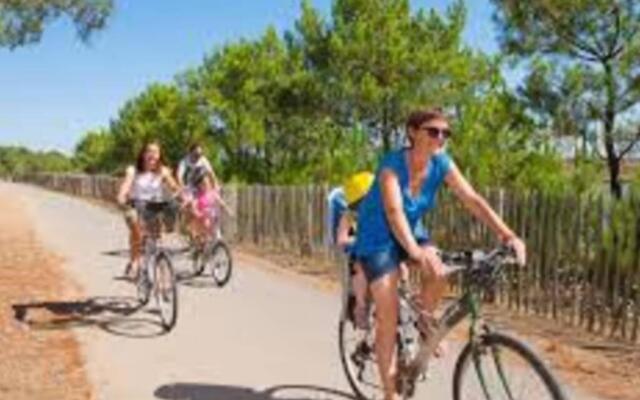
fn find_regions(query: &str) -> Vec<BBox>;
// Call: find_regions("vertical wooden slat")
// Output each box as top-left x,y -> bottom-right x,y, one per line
619,193 -> 635,340
610,200 -> 624,338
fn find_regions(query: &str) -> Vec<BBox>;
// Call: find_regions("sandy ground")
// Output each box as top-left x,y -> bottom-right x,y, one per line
0,189 -> 92,399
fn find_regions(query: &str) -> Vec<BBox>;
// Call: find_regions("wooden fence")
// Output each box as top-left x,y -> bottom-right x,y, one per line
15,173 -> 640,343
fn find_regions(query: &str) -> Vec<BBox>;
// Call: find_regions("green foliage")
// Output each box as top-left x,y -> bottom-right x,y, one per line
109,83 -> 211,173
0,146 -> 74,176
298,0 -> 496,150
450,86 -> 568,194
569,156 -> 604,195
491,0 -> 640,196
0,0 -> 113,48
74,128 -> 115,173
72,0 -> 569,190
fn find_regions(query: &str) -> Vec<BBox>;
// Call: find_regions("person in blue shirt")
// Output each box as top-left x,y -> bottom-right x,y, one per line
327,172 -> 375,329
354,108 -> 526,400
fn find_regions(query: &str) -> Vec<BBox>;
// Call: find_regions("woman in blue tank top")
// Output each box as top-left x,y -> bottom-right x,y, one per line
354,108 -> 526,400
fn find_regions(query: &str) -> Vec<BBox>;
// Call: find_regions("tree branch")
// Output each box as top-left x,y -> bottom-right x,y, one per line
618,129 -> 640,159
608,4 -> 622,59
537,5 -> 604,61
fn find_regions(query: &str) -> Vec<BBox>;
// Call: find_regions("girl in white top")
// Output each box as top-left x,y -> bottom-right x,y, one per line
117,141 -> 182,280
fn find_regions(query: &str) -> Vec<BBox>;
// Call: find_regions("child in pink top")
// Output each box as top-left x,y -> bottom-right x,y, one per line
191,173 -> 232,243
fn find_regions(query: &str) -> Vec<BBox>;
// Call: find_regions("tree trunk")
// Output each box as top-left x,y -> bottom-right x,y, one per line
381,104 -> 391,151
605,142 -> 622,198
603,62 -> 622,198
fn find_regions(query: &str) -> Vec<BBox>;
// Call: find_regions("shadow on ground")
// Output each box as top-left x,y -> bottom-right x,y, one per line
12,295 -> 167,338
155,383 -> 355,400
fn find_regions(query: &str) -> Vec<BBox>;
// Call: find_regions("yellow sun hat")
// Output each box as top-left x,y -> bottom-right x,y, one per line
343,171 -> 375,206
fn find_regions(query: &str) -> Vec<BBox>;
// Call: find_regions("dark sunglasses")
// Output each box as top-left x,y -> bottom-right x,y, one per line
420,126 -> 452,140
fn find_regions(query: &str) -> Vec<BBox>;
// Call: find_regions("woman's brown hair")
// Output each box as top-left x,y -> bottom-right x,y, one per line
135,140 -> 165,173
405,107 -> 449,147
406,107 -> 448,131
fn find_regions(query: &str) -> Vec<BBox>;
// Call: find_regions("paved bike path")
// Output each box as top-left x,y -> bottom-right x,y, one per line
5,182 -> 602,400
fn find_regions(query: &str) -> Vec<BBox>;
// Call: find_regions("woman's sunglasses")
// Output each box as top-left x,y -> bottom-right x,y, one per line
420,126 -> 452,140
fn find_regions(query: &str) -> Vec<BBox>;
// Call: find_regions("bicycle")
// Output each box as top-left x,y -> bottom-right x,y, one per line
173,191 -> 233,286
189,222 -> 233,287
130,199 -> 179,331
339,245 -> 568,400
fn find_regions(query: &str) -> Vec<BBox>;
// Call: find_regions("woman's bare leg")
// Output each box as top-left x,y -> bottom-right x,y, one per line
370,270 -> 401,400
126,218 -> 142,278
419,245 -> 448,313
417,244 -> 448,356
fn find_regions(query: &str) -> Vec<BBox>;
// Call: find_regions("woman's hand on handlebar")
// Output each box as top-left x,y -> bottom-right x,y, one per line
505,236 -> 526,266
116,195 -> 128,210
413,246 -> 447,280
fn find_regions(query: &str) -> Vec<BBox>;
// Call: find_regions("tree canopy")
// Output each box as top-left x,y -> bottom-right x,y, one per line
0,145 -> 74,176
0,0 -> 113,48
70,0 -> 581,193
491,0 -> 640,196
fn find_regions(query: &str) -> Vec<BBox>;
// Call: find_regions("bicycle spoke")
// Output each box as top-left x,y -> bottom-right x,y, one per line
472,349 -> 494,400
490,344 -> 516,400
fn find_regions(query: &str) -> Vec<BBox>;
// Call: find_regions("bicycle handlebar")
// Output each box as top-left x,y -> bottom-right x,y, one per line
439,244 -> 517,280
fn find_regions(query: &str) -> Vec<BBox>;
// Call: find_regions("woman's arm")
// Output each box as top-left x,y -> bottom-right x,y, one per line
116,166 -> 135,206
380,168 -> 422,260
161,166 -> 183,195
176,159 -> 186,187
445,163 -> 526,264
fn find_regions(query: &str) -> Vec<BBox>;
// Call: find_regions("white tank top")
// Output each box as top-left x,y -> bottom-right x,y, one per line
130,170 -> 164,201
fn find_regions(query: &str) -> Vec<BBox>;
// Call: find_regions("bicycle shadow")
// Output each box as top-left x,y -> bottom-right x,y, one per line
102,244 -> 191,259
101,247 -> 214,288
12,295 -> 167,338
154,383 -> 355,400
176,272 -> 220,289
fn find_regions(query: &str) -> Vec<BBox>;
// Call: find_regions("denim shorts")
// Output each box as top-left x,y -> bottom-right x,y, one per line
358,236 -> 429,282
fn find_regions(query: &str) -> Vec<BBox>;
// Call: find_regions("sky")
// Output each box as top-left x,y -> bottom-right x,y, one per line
0,0 -> 500,154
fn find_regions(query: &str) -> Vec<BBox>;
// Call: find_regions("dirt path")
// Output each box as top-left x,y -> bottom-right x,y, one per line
0,187 -> 92,399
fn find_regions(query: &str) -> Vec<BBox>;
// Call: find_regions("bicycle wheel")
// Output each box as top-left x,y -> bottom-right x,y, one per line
453,332 -> 567,400
154,253 -> 178,331
136,262 -> 151,306
190,246 -> 206,277
338,312 -> 384,400
207,241 -> 233,287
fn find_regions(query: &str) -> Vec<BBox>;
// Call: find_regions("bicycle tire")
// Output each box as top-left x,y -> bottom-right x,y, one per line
136,263 -> 151,306
338,316 -> 383,400
191,247 -> 206,277
452,331 -> 567,400
208,241 -> 233,287
154,253 -> 178,331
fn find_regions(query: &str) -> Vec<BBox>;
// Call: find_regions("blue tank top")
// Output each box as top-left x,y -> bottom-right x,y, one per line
354,148 -> 452,256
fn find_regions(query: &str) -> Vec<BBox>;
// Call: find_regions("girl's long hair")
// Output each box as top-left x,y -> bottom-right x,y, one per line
135,140 -> 165,173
